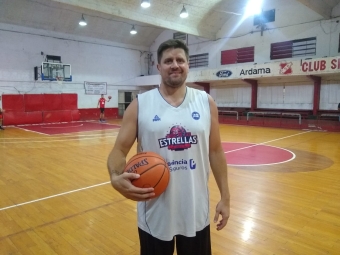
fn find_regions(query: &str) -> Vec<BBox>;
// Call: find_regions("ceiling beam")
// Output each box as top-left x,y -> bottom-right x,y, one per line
50,0 -> 216,40
295,0 -> 332,19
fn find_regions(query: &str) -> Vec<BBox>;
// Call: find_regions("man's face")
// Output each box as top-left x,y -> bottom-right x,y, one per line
157,48 -> 189,88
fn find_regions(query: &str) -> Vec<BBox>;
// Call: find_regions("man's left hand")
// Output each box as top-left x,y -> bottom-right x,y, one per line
214,199 -> 230,230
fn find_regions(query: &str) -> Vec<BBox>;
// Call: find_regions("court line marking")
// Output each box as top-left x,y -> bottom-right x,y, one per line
0,135 -> 118,143
13,122 -> 121,135
13,127 -> 119,136
0,129 -> 313,212
0,132 -> 119,140
41,124 -> 84,128
14,126 -> 50,136
224,130 -> 312,154
0,182 -> 111,212
225,142 -> 296,166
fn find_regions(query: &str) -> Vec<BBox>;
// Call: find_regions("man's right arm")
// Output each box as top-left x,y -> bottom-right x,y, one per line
107,98 -> 155,201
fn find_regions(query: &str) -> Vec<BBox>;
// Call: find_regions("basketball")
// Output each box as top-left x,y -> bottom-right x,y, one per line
108,95 -> 112,99
124,151 -> 170,198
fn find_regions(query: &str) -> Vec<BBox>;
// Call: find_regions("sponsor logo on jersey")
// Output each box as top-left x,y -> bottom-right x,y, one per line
192,112 -> 200,120
125,158 -> 148,173
189,159 -> 196,169
167,158 -> 197,172
153,115 -> 161,121
159,125 -> 198,151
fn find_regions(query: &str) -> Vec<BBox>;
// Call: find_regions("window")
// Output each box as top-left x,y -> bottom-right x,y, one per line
270,37 -> 316,60
173,32 -> 187,41
221,47 -> 254,65
254,9 -> 275,26
189,53 -> 209,68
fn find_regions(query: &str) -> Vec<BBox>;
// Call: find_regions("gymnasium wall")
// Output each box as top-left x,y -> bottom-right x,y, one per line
0,23 -> 147,111
212,84 -> 251,108
1,0 -> 340,115
148,0 -> 340,111
211,82 -> 340,110
149,3 -> 340,74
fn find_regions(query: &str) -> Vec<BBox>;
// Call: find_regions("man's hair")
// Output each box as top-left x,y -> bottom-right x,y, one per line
157,39 -> 189,64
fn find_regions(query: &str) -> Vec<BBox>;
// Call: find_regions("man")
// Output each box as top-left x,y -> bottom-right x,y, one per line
0,96 -> 4,130
97,94 -> 110,122
107,39 -> 230,255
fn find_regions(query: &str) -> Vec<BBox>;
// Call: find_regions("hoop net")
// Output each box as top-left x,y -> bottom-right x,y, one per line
56,76 -> 64,85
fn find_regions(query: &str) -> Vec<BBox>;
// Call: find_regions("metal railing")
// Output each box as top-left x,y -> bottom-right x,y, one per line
218,110 -> 239,120
247,112 -> 302,125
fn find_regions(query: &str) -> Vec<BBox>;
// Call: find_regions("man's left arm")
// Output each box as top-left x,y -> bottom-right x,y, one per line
208,95 -> 230,231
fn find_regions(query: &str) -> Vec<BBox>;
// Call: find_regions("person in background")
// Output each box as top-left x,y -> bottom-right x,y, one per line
97,94 -> 110,122
0,96 -> 4,130
107,39 -> 230,255
0,108 -> 4,130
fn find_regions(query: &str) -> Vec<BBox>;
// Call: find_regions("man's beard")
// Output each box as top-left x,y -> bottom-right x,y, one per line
163,74 -> 187,88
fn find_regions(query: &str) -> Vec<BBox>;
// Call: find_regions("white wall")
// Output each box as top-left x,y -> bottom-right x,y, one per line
214,84 -> 251,108
258,82 -> 314,109
212,80 -> 340,111
148,0 -> 340,110
4,1 -> 339,111
0,23 -> 149,108
320,81 -> 340,110
150,0 -> 340,73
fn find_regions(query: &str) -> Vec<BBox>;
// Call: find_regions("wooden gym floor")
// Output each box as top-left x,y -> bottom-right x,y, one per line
0,120 -> 339,255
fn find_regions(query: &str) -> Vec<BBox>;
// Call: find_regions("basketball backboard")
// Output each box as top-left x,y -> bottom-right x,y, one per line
41,62 -> 72,81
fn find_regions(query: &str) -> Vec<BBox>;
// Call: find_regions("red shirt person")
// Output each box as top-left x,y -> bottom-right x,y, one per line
97,94 -> 110,122
0,108 -> 4,130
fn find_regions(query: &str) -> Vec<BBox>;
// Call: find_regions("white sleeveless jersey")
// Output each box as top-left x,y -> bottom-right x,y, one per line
137,87 -> 211,241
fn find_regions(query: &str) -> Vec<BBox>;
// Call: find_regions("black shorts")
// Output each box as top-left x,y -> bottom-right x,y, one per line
138,225 -> 211,255
100,108 -> 105,113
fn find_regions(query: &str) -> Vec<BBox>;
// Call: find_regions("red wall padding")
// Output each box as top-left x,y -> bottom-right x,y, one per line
2,94 -> 25,112
43,110 -> 80,123
2,93 -> 79,125
71,110 -> 81,121
61,94 -> 77,110
43,94 -> 62,111
3,111 -> 42,125
24,94 -> 44,112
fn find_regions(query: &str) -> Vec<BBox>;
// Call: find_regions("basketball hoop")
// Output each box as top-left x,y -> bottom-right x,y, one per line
56,76 -> 64,85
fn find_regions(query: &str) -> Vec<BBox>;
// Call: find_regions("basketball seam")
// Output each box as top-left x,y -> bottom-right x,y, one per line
131,163 -> 169,194
131,163 -> 166,176
152,165 -> 168,189
126,155 -> 166,166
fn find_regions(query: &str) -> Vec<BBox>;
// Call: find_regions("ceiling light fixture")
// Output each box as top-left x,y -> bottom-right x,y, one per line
180,5 -> 188,18
130,25 -> 137,34
141,0 -> 150,8
79,14 -> 87,26
244,0 -> 263,17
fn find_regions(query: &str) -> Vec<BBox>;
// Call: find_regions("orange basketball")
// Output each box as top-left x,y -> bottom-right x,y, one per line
124,151 -> 170,198
108,95 -> 112,99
